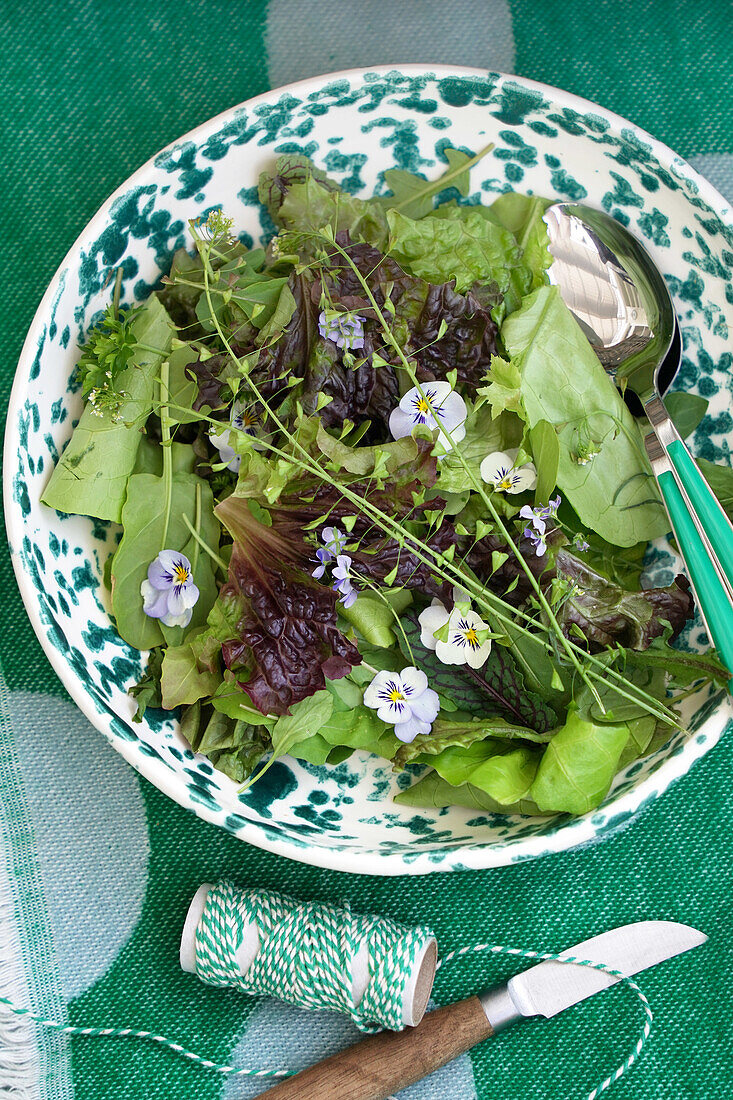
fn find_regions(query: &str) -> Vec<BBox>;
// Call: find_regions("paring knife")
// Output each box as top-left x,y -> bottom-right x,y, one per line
257,920 -> 706,1100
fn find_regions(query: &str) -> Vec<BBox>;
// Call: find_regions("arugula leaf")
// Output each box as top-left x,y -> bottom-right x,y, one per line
380,146 -> 490,219
501,286 -> 670,546
529,709 -> 634,814
160,644 -> 221,709
42,294 -> 173,522
400,610 -> 559,732
270,690 -> 334,757
394,770 -> 543,815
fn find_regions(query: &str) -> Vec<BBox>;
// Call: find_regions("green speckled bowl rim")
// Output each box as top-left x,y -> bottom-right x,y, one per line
5,64 -> 733,875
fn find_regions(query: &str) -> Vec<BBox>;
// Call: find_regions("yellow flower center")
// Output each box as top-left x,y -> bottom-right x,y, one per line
173,563 -> 190,583
464,627 -> 479,648
497,476 -> 514,491
388,689 -> 405,703
415,397 -> 430,414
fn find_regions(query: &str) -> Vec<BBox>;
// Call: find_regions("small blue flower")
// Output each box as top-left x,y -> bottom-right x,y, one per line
311,527 -> 349,580
140,549 -> 200,628
573,533 -> 590,552
318,309 -> 365,350
332,554 -> 358,608
523,525 -> 548,557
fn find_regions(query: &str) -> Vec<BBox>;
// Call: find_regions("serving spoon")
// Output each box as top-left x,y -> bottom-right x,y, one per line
543,202 -> 733,683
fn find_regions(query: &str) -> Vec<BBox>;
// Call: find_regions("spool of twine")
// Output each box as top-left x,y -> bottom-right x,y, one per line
179,880 -> 438,1032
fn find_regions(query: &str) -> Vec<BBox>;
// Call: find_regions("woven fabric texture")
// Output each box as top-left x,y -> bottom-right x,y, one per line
1,2 -> 732,1097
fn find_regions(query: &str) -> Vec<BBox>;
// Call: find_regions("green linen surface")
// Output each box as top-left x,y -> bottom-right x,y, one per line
1,2 -> 732,1097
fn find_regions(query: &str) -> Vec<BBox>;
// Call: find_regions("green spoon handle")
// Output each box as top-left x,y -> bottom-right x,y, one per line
665,437 -> 733,589
645,434 -> 733,687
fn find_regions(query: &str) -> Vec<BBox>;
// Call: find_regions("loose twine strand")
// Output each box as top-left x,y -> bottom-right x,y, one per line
0,881 -> 653,1100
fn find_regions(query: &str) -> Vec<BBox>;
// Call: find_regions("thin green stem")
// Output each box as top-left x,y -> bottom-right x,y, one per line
159,358 -> 174,550
182,513 -> 228,572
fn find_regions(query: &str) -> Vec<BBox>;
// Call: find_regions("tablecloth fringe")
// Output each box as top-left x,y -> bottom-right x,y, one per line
0,853 -> 38,1099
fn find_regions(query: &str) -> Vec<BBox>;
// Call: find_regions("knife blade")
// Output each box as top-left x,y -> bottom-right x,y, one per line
481,920 -> 707,1029
257,919 -> 706,1100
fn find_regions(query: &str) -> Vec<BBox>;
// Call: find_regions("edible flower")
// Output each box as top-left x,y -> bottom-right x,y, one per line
388,381 -> 467,454
209,402 -> 261,472
318,309 -> 365,350
573,533 -> 590,552
140,550 -> 199,628
519,497 -> 562,558
312,526 -> 349,579
332,554 -> 358,608
363,667 -> 440,743
480,449 -> 537,494
418,589 -> 493,669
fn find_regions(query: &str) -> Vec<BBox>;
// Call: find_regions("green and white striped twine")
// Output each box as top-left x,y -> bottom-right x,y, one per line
0,880 -> 653,1099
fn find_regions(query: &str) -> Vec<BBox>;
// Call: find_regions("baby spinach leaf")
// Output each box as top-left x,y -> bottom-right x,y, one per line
501,286 -> 670,546
42,294 -> 173,522
394,715 -> 553,769
529,709 -> 631,814
110,466 -> 220,650
394,771 -> 543,816
664,391 -> 708,439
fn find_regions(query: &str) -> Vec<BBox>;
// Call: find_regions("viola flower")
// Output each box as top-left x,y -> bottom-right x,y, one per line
418,593 -> 492,669
388,381 -> 467,454
523,525 -> 548,557
480,449 -> 537,494
140,550 -> 199,628
311,527 -> 349,579
318,309 -> 365,350
209,402 -> 261,472
332,554 -> 358,608
573,533 -> 590,552
363,667 -> 440,743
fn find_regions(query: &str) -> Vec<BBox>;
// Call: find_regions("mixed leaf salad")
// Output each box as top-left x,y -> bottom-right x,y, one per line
42,148 -> 732,818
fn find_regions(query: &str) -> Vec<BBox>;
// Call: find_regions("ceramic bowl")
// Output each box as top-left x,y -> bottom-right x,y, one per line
6,66 -> 733,874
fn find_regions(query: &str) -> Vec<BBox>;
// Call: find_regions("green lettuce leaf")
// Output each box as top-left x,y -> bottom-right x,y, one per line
529,709 -> 633,814
394,770 -> 543,815
160,643 -> 221,710
387,207 -> 524,300
500,286 -> 670,546
416,740 -> 541,804
394,714 -> 554,769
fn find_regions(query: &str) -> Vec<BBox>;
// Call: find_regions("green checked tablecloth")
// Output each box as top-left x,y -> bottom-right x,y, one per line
2,2 -> 732,1097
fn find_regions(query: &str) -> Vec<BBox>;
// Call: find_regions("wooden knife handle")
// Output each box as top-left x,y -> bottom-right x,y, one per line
256,996 -> 494,1100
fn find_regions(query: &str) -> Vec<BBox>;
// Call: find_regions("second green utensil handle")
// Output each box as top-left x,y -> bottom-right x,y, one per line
657,466 -> 733,686
667,438 -> 733,590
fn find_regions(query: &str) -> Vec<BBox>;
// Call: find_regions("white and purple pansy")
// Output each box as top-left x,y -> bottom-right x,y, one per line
418,590 -> 493,669
312,526 -> 349,580
480,448 -> 537,494
388,381 -> 467,454
209,402 -> 261,472
140,549 -> 200,628
318,309 -> 365,350
363,667 -> 440,743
